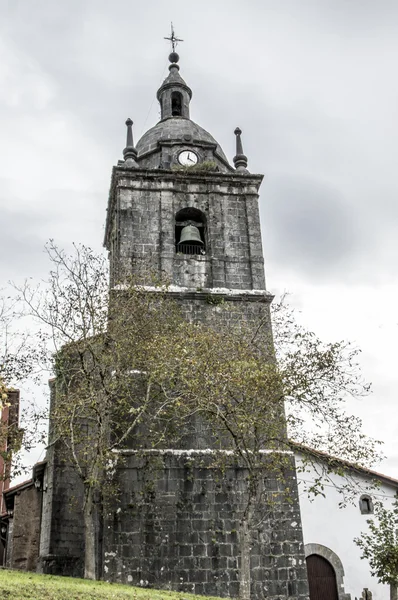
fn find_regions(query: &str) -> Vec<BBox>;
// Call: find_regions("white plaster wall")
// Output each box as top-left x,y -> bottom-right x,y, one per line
296,455 -> 396,600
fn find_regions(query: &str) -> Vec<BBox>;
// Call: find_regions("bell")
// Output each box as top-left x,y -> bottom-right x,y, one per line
178,225 -> 203,245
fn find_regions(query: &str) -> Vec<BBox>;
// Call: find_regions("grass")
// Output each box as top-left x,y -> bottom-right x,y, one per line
0,569 -> 225,600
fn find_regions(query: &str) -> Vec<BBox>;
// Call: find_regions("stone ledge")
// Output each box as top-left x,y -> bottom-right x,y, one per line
114,166 -> 264,185
115,448 -> 294,456
112,284 -> 274,303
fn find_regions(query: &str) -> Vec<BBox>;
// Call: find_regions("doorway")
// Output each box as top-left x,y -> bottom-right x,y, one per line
306,554 -> 339,600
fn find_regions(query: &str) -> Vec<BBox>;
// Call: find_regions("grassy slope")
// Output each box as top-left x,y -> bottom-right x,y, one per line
0,570 -> 225,600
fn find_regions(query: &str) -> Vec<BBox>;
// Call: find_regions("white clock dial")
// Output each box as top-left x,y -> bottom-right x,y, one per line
178,150 -> 198,166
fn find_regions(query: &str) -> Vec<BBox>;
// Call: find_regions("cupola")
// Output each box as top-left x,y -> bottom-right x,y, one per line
121,27 -> 234,172
157,52 -> 192,120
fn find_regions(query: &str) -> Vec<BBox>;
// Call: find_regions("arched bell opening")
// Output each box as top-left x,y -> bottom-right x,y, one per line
175,207 -> 206,256
171,92 -> 183,117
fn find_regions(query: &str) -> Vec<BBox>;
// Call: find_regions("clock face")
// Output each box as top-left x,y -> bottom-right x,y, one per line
178,150 -> 198,166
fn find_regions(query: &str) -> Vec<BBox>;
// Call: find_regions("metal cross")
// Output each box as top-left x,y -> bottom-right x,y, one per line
164,22 -> 183,52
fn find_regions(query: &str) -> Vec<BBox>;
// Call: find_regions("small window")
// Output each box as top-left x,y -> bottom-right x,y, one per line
175,207 -> 206,256
359,495 -> 374,515
171,92 -> 182,116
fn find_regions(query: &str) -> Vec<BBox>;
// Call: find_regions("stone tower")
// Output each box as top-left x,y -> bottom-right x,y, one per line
105,52 -> 265,293
100,52 -> 310,599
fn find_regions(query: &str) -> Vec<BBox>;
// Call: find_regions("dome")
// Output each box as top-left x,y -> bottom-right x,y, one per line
136,117 -> 230,165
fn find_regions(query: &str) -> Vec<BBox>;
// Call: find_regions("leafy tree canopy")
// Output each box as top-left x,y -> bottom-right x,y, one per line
355,498 -> 398,587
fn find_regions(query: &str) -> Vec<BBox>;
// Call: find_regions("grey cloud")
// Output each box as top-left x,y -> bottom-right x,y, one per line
1,2 -> 397,267
1,0 -> 396,289
0,188 -> 104,283
261,175 -> 364,279
0,207 -> 51,281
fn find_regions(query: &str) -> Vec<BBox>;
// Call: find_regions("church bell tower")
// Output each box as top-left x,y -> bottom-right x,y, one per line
104,50 -> 265,294
103,44 -> 310,600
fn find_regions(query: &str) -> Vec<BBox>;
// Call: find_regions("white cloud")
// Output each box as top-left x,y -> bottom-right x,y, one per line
0,35 -> 55,110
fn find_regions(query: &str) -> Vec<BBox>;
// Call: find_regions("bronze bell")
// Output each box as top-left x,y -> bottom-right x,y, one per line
178,225 -> 203,245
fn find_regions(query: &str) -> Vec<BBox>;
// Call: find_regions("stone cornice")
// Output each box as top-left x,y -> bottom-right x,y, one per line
112,284 -> 274,303
115,166 -> 263,184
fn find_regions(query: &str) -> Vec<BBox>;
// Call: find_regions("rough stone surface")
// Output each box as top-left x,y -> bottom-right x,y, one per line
38,160 -> 310,598
103,452 -> 309,599
102,156 -> 309,597
6,485 -> 42,571
38,445 -> 84,577
38,382 -> 85,577
105,170 -> 266,292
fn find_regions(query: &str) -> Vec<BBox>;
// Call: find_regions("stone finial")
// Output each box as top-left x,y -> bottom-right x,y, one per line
164,24 -> 183,72
123,118 -> 138,168
168,51 -> 180,71
233,127 -> 249,173
169,51 -> 179,64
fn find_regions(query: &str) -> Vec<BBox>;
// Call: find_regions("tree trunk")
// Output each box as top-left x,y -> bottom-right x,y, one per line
239,517 -> 251,600
83,486 -> 97,580
391,583 -> 398,600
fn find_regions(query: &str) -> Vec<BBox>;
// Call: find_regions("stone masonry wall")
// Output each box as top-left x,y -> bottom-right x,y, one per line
8,485 -> 42,571
38,445 -> 85,577
173,292 -> 273,333
38,381 -> 85,576
5,518 -> 14,567
37,159 -> 310,599
103,451 -> 309,599
107,170 -> 266,291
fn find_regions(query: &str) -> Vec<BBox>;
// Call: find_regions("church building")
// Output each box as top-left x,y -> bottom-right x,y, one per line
3,42 -> 313,599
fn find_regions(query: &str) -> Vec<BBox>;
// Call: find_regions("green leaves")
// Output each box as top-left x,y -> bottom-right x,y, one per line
272,297 -> 380,471
355,498 -> 398,586
11,244 -> 382,516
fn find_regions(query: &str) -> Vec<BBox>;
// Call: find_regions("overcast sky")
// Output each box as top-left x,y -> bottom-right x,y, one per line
1,0 -> 397,475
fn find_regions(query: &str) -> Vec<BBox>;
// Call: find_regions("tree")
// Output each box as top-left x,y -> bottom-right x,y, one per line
355,499 -> 398,600
0,294 -> 38,393
0,375 -> 7,412
18,242 -> 381,597
0,294 -> 44,480
18,243 -> 197,579
161,298 -> 380,598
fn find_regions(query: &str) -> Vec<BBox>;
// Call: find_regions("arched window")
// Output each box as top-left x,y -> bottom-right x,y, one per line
175,208 -> 206,256
171,92 -> 182,116
359,494 -> 374,515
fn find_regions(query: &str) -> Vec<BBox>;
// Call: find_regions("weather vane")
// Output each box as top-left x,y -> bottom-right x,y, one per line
164,22 -> 183,52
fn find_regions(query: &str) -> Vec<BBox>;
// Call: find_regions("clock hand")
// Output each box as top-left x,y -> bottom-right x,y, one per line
187,154 -> 195,163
